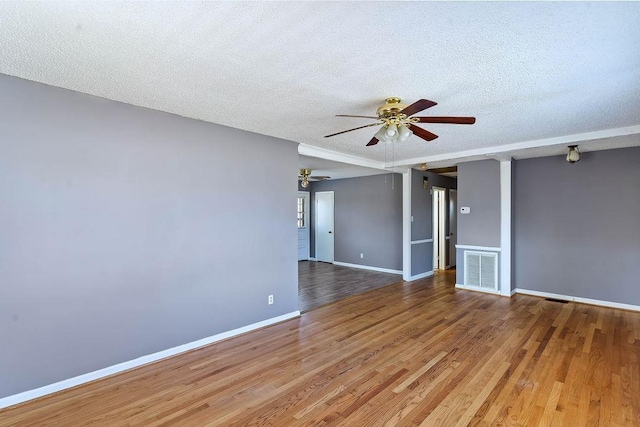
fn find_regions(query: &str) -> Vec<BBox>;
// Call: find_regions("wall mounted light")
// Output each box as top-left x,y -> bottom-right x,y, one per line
566,145 -> 581,164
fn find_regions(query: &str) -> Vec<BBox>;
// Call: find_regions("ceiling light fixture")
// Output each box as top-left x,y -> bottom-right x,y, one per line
376,123 -> 413,144
298,169 -> 330,188
566,145 -> 581,164
418,163 -> 428,171
299,168 -> 311,188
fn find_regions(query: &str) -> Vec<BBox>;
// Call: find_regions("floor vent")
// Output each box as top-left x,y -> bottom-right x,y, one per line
545,298 -> 569,304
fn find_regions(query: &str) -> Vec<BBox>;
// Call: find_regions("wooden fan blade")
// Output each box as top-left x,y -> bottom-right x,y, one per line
310,176 -> 331,180
401,99 -> 437,117
408,124 -> 438,142
336,115 -> 380,119
413,116 -> 476,125
324,122 -> 381,138
366,137 -> 379,146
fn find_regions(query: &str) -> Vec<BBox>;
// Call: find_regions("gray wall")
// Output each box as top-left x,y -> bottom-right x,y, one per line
0,75 -> 299,398
456,160 -> 501,284
514,147 -> 640,305
457,160 -> 501,248
309,174 -> 402,271
411,170 -> 457,276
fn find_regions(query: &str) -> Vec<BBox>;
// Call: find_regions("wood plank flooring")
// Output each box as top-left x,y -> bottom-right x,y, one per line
298,260 -> 401,312
2,271 -> 639,426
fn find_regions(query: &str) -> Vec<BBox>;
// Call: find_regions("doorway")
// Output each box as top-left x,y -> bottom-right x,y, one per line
315,191 -> 334,263
432,187 -> 446,271
448,189 -> 457,268
297,192 -> 310,261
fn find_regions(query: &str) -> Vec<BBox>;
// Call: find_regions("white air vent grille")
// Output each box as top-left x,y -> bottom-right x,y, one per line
464,251 -> 498,290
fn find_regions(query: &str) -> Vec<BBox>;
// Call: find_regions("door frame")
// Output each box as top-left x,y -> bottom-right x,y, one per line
448,189 -> 457,268
432,186 -> 447,271
315,191 -> 335,263
297,192 -> 310,261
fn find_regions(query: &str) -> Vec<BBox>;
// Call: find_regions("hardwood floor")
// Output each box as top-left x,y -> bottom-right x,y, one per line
298,261 -> 401,312
2,271 -> 639,426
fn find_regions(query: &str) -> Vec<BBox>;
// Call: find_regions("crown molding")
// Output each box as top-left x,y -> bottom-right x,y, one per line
395,124 -> 640,166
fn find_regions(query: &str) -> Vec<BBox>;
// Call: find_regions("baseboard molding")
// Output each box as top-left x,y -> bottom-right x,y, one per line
455,283 -> 503,296
333,261 -> 402,275
515,288 -> 640,312
308,257 -> 317,261
0,310 -> 301,410
409,270 -> 434,281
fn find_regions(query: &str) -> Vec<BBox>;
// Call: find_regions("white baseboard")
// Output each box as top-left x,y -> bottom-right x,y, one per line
333,261 -> 402,275
0,310 -> 301,410
515,288 -> 640,312
455,283 -> 503,296
308,257 -> 317,261
409,270 -> 434,281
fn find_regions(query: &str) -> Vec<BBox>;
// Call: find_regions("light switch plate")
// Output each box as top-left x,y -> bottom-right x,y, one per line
460,207 -> 470,214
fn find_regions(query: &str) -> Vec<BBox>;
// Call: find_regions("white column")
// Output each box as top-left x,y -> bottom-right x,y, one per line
499,160 -> 512,296
402,169 -> 412,281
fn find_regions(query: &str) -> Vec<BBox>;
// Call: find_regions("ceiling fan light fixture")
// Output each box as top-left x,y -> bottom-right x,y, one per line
374,125 -> 389,142
566,145 -> 581,164
418,162 -> 428,171
301,179 -> 309,188
398,124 -> 412,142
385,123 -> 398,138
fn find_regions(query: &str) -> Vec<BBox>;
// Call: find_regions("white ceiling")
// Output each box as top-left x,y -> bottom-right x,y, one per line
1,2 -> 639,171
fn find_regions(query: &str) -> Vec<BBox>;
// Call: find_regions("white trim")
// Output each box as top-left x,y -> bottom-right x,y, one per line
499,160 -> 512,296
411,238 -> 433,245
308,257 -> 317,261
432,186 -> 446,271
456,245 -> 500,252
298,143 -> 385,170
510,288 -> 517,297
394,125 -> 640,166
301,126 -> 640,172
409,270 -> 434,281
297,192 -> 310,261
515,289 -> 640,312
456,283 -> 503,296
333,261 -> 402,275
455,244 -> 501,252
402,169 -> 412,281
0,311 -> 301,410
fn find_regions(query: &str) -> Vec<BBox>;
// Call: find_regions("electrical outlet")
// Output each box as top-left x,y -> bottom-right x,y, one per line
360,253 -> 364,259
268,295 -> 274,305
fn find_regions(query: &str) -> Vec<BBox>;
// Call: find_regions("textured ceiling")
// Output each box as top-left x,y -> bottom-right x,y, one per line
1,2 -> 639,168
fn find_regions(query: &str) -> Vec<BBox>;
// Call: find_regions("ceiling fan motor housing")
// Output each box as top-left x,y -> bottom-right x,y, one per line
376,97 -> 408,119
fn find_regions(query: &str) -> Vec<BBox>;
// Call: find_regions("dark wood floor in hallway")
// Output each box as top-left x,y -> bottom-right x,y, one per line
2,270 -> 639,426
298,260 -> 402,312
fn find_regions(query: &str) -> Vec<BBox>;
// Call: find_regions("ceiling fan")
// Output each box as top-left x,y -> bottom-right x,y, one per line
298,169 -> 330,188
325,97 -> 476,146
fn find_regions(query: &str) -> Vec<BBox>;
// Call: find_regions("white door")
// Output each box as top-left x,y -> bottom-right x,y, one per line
315,191 -> 334,263
449,189 -> 457,267
297,192 -> 310,261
